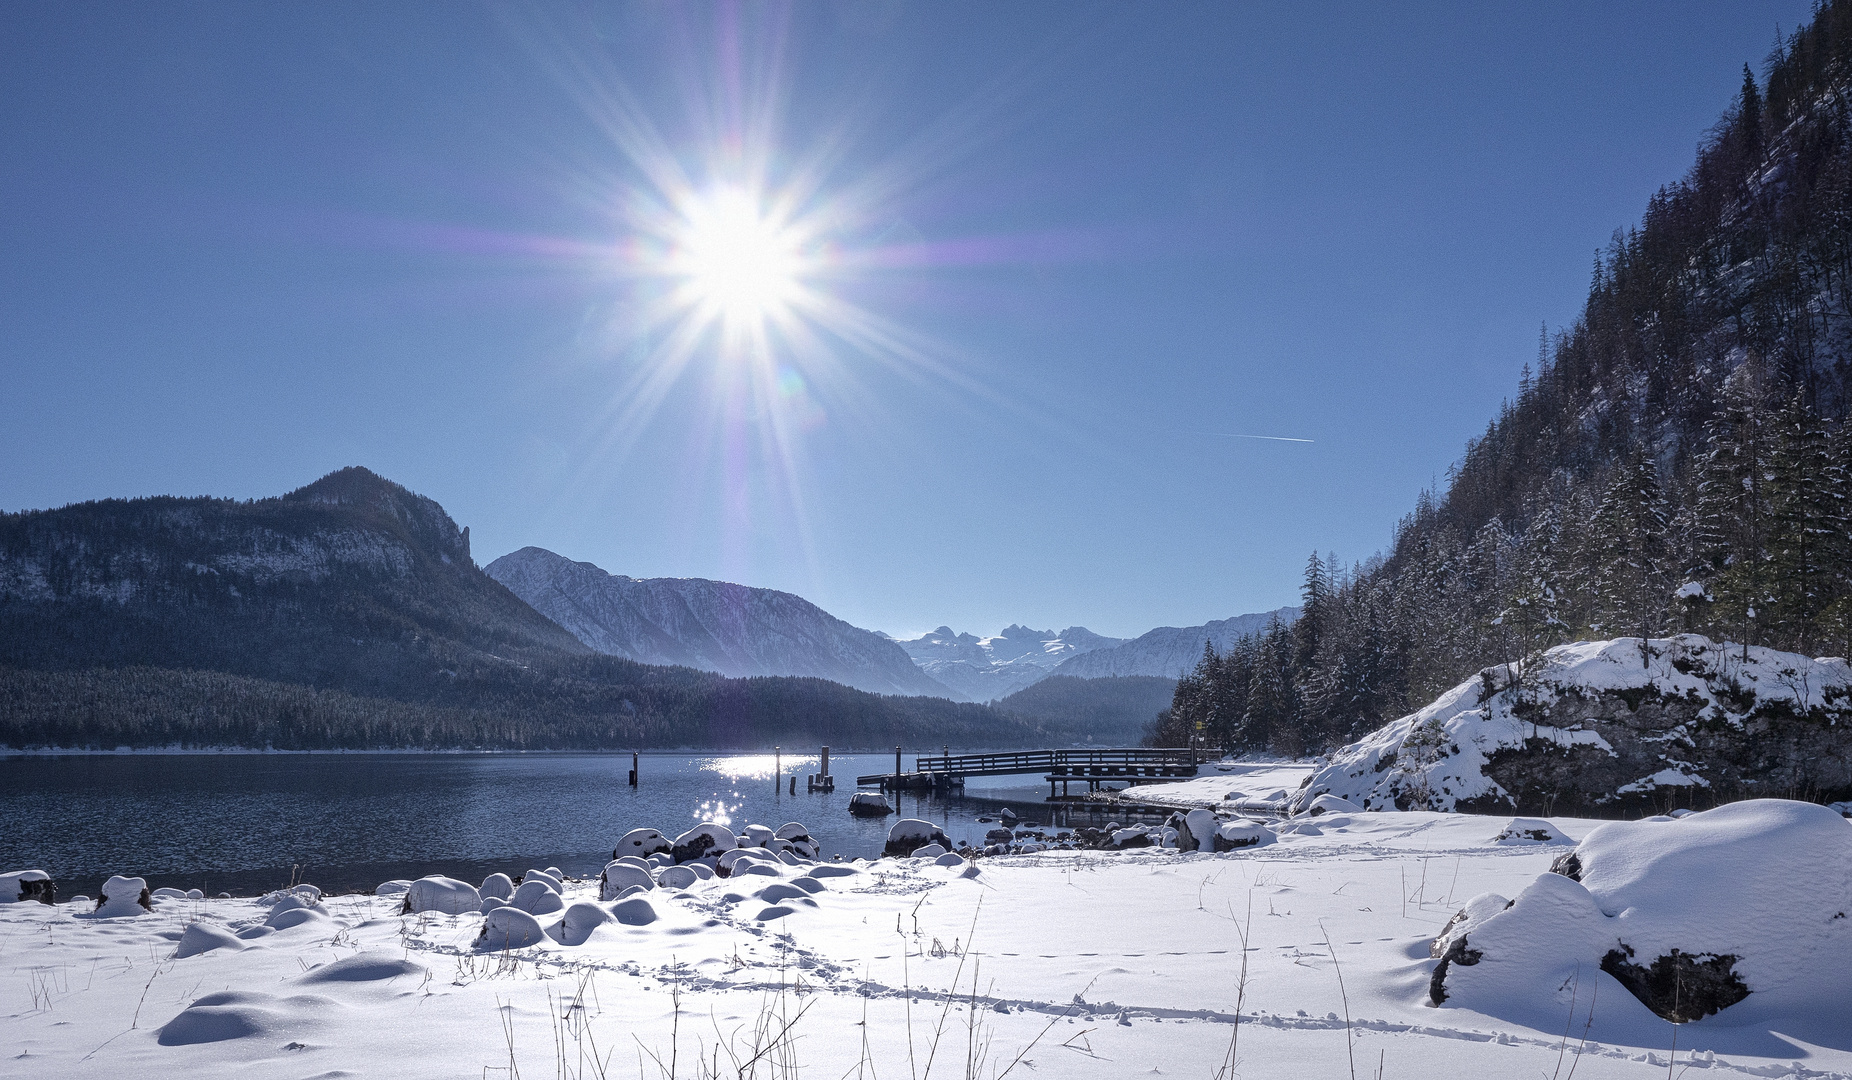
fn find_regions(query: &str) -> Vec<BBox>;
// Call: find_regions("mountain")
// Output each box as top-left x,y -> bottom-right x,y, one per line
993,674 -> 1179,746
0,468 -> 1038,749
483,546 -> 948,698
1054,606 -> 1300,679
889,624 -> 1126,702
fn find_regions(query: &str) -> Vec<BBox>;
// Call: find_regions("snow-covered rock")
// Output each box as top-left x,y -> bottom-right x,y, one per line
672,822 -> 737,863
93,875 -> 150,917
400,876 -> 480,916
1296,636 -> 1852,815
373,879 -> 412,897
1492,818 -> 1570,845
1430,799 -> 1852,1022
598,861 -> 654,901
848,792 -> 892,817
549,902 -> 612,946
508,879 -> 564,915
480,906 -> 545,950
656,866 -> 698,890
1213,820 -> 1273,851
884,819 -> 951,858
613,828 -> 671,859
479,873 -> 514,901
1175,808 -> 1219,852
0,869 -> 54,904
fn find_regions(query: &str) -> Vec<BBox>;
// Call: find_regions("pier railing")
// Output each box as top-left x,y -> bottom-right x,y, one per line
856,747 -> 1199,786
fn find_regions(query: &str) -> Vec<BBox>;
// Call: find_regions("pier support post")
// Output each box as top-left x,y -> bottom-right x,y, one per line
629,751 -> 638,787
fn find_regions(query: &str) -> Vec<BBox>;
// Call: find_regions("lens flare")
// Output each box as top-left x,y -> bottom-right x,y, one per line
671,187 -> 803,329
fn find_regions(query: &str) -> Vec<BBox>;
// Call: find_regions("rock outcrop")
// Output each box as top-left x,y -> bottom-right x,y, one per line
1296,636 -> 1852,815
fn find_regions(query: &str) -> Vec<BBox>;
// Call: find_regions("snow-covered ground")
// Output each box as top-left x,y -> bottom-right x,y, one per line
5,809 -> 1849,1079
1127,758 -> 1316,810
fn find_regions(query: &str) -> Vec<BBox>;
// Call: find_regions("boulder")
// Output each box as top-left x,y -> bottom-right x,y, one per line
1176,809 -> 1219,851
520,869 -> 562,891
0,870 -> 55,905
1108,828 -> 1153,849
656,866 -> 699,890
672,822 -> 738,863
848,792 -> 893,817
400,876 -> 481,916
479,873 -> 515,901
1212,819 -> 1273,851
884,818 -> 952,858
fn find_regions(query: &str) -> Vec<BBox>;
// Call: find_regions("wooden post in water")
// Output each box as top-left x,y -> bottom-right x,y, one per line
821,746 -> 830,778
629,751 -> 638,787
788,774 -> 796,795
774,746 -> 781,792
894,745 -> 902,790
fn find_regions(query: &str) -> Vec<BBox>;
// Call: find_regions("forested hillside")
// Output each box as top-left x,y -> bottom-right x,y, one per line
0,468 -> 1037,749
1156,1 -> 1852,756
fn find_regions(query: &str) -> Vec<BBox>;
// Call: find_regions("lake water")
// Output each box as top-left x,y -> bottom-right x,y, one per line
0,751 -> 1165,896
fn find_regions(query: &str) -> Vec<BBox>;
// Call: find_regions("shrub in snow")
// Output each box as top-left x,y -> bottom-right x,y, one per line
400,876 -> 481,916
479,873 -> 514,901
549,901 -> 611,946
374,879 -> 412,897
657,865 -> 699,890
672,822 -> 738,863
1430,799 -> 1852,1023
1297,636 -> 1852,815
509,879 -> 564,915
0,870 -> 54,904
93,875 -> 151,917
480,906 -> 545,950
884,818 -> 951,858
598,861 -> 654,900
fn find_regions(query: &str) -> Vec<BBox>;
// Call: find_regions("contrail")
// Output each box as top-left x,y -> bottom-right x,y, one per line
1212,432 -> 1314,443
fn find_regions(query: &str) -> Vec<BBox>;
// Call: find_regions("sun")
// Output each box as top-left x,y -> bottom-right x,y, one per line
669,186 -> 804,329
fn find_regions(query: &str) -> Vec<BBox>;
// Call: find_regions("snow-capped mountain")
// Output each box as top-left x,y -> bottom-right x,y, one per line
485,547 -> 950,698
888,624 -> 1127,702
1052,606 -> 1300,679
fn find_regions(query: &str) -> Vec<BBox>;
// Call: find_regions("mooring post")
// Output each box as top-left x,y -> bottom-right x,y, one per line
788,774 -> 796,795
774,746 -> 781,792
895,745 -> 902,788
629,750 -> 638,787
821,745 -> 830,777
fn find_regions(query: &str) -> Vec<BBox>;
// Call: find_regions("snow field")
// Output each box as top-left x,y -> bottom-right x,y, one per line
4,808 -> 1850,1078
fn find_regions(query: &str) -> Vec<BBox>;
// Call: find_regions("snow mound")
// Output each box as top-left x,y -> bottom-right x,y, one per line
479,873 -> 514,901
298,955 -> 423,983
1431,799 -> 1852,1023
175,921 -> 246,958
609,896 -> 657,925
158,990 -> 332,1046
1296,636 -> 1852,814
373,879 -> 412,897
657,866 -> 699,890
400,876 -> 480,916
549,902 -> 612,946
1492,818 -> 1570,845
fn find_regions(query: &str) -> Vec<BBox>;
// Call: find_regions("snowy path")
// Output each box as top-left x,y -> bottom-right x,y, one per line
5,811 -> 1848,1079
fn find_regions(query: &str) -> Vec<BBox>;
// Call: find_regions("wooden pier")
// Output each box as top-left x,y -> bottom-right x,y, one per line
856,747 -> 1200,795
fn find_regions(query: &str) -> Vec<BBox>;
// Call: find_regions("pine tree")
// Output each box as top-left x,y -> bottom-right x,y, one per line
1765,394 -> 1844,650
1695,370 -> 1775,650
1591,453 -> 1671,665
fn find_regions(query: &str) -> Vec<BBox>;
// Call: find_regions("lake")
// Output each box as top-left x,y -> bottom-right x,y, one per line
0,751 -> 1161,896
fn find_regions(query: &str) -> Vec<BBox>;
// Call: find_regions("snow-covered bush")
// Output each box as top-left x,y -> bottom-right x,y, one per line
1429,799 -> 1852,1022
400,876 -> 480,916
93,875 -> 150,917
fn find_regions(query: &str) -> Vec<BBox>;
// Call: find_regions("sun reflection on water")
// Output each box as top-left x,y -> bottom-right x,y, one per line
702,754 -> 816,780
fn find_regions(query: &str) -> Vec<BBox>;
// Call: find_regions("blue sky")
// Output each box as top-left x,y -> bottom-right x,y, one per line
0,2 -> 1812,639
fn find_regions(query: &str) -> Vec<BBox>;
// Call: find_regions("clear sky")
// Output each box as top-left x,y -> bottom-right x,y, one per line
0,2 -> 1813,640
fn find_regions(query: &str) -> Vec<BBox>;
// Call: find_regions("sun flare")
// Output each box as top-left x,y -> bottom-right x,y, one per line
670,187 -> 803,328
